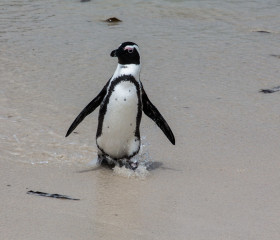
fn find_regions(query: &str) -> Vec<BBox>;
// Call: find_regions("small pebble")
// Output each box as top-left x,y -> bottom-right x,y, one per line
104,17 -> 122,23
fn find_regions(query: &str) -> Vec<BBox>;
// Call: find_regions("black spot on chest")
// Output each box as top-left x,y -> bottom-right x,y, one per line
96,75 -> 142,138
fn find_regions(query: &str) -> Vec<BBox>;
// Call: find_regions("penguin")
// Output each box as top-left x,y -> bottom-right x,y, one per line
66,42 -> 175,170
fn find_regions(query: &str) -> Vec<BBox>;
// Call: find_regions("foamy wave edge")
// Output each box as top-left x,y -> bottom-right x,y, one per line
113,164 -> 150,179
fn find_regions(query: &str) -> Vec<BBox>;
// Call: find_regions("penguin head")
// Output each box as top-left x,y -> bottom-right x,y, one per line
110,42 -> 140,65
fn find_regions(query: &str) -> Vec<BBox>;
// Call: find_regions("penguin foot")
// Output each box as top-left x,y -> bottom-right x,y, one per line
98,155 -> 139,171
125,159 -> 139,171
117,159 -> 138,170
98,155 -> 117,169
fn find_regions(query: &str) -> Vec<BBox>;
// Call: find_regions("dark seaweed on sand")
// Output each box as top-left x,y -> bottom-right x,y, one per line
260,86 -> 280,94
27,190 -> 80,200
270,54 -> 280,59
253,30 -> 271,34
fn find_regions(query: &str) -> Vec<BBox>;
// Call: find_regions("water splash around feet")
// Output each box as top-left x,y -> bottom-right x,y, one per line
113,136 -> 152,178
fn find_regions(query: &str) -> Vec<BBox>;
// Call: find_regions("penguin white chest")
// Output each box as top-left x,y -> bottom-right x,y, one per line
97,81 -> 140,159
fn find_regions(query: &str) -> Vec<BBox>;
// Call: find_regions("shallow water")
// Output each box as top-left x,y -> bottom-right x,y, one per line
1,0 -> 280,239
1,0 -> 280,166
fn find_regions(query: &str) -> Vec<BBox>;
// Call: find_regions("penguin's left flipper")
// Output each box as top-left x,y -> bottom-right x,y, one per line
65,81 -> 109,137
142,88 -> 175,145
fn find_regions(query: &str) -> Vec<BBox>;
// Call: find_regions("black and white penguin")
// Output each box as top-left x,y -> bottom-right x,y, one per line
66,42 -> 175,169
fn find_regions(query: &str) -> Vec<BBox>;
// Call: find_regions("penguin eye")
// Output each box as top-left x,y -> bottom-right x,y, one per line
124,46 -> 134,53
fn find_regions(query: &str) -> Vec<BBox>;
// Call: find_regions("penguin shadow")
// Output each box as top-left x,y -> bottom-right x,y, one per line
146,162 -> 181,172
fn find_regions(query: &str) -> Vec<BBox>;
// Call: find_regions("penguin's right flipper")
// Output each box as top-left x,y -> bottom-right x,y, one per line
65,81 -> 109,137
142,88 -> 175,145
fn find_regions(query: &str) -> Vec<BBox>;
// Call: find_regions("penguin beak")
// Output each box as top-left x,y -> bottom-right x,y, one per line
110,49 -> 118,57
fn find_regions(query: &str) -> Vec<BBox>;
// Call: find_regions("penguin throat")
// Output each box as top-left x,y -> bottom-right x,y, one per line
113,63 -> 141,80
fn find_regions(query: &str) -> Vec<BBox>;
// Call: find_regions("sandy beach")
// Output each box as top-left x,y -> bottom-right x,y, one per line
1,0 -> 280,239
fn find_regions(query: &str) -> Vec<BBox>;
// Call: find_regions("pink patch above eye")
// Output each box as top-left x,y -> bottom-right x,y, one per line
124,46 -> 134,52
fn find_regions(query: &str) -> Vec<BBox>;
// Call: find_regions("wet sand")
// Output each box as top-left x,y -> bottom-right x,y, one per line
1,0 -> 280,239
